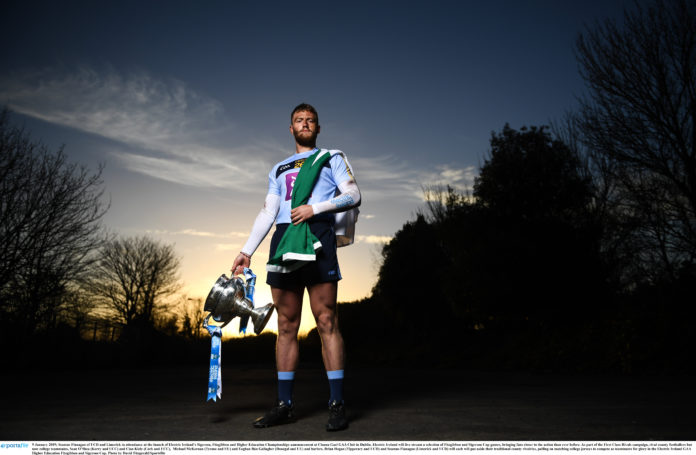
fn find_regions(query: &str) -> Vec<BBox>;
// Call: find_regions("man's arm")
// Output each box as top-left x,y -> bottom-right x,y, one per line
312,179 -> 361,214
290,179 -> 361,225
231,193 -> 280,275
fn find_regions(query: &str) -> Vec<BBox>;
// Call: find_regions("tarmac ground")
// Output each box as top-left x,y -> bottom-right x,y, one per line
1,365 -> 694,441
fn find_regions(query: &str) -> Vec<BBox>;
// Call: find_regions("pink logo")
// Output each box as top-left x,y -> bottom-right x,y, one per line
285,173 -> 298,201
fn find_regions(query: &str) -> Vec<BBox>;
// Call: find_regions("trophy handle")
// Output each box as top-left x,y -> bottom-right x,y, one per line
203,313 -> 231,329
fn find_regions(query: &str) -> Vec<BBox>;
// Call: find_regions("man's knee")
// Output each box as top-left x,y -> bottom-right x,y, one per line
273,286 -> 303,337
277,316 -> 300,338
315,310 -> 339,336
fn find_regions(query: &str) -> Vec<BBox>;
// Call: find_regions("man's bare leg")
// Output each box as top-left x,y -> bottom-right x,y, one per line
272,285 -> 304,373
308,281 -> 344,370
308,281 -> 348,431
253,285 -> 304,428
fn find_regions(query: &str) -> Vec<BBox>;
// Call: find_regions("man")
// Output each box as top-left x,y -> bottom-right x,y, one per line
230,103 -> 361,432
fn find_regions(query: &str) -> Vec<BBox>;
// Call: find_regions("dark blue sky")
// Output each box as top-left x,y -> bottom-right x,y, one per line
0,0 -> 631,330
1,1 -> 629,158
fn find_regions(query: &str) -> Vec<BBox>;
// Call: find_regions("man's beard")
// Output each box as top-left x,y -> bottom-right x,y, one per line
293,129 -> 318,147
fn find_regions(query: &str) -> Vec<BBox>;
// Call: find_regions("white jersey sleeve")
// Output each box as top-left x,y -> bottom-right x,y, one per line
329,152 -> 355,188
240,193 -> 280,257
311,179 -> 361,215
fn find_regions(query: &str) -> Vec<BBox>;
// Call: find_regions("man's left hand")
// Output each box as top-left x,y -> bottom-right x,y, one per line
290,205 -> 314,225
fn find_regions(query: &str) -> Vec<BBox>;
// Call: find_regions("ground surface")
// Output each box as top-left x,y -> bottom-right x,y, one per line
1,365 -> 693,441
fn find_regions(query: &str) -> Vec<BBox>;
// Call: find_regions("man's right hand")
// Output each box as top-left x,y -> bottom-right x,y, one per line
231,252 -> 251,276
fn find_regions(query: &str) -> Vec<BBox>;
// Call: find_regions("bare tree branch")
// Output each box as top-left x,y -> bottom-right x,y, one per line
0,109 -> 108,334
85,235 -> 181,329
575,0 -> 696,279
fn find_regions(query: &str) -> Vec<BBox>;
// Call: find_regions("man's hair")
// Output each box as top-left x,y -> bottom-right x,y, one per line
291,103 -> 319,124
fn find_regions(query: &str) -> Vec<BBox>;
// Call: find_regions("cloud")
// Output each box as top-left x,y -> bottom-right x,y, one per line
356,234 -> 393,244
0,67 -> 273,191
2,67 -> 219,149
436,165 -> 477,186
113,151 -> 258,190
349,154 -> 477,203
421,164 -> 477,196
0,67 -> 479,199
350,154 -> 420,200
215,243 -> 241,252
146,228 -> 249,239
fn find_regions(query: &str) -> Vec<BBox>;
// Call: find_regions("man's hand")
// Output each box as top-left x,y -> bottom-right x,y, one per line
290,204 -> 314,225
231,252 -> 251,276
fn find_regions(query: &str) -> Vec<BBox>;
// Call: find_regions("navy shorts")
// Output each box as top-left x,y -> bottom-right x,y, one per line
266,220 -> 342,289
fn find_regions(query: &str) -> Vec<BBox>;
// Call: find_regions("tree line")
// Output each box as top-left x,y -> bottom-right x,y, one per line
0,110 -> 200,353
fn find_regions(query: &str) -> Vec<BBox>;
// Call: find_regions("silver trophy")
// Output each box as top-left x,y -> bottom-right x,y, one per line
203,274 -> 274,335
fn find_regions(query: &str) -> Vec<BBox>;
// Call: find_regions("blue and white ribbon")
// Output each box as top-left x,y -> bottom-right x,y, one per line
205,267 -> 258,401
238,267 -> 256,334
206,324 -> 222,401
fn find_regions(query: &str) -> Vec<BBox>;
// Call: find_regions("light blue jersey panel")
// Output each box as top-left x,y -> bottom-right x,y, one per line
268,149 -> 353,224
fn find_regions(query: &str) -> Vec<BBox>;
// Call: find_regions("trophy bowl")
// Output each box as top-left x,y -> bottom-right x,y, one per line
203,274 -> 274,335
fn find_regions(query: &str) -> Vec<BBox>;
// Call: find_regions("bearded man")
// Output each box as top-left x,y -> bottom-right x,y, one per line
231,103 -> 361,432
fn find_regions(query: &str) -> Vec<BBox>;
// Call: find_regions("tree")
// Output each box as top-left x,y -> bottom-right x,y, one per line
373,125 -> 603,333
179,296 -> 205,339
367,124 -> 616,371
475,125 -> 593,222
371,214 -> 452,338
87,235 -> 181,329
0,109 -> 107,335
419,184 -> 470,225
575,0 -> 696,281
464,125 -> 602,327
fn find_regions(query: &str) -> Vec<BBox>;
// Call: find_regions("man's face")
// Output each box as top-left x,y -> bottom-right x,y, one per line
290,110 -> 320,147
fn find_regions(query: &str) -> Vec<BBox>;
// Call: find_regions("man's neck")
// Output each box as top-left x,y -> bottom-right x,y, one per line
295,143 -> 317,154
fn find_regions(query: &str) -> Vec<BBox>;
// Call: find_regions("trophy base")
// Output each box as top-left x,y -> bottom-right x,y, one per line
253,303 -> 275,335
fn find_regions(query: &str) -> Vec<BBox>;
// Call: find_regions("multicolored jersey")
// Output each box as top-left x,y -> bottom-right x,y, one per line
268,148 -> 354,224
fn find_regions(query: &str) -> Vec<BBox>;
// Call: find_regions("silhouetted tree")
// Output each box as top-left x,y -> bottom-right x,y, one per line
57,288 -> 97,335
551,114 -> 635,291
86,235 -> 181,330
370,124 -> 611,369
419,184 -> 470,225
575,0 -> 696,281
180,296 -> 205,339
0,109 -> 107,336
457,125 -> 603,331
475,125 -> 592,223
371,214 -> 452,338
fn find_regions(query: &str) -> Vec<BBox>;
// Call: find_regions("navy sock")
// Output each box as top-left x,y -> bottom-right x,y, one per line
277,371 -> 295,404
327,369 -> 344,403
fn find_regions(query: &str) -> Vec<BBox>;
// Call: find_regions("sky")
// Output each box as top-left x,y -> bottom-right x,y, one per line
0,0 -> 631,336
